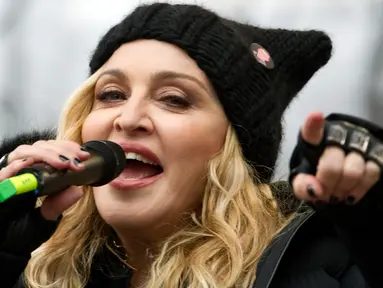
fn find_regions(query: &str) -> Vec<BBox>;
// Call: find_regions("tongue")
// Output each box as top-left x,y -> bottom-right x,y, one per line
119,160 -> 161,180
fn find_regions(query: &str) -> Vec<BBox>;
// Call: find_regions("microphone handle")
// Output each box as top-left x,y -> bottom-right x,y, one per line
18,154 -> 104,196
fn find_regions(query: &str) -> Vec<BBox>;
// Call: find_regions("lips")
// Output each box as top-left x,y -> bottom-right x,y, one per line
109,142 -> 164,190
117,142 -> 162,166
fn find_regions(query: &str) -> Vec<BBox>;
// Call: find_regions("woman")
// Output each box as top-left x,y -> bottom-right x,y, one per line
0,2 -> 382,288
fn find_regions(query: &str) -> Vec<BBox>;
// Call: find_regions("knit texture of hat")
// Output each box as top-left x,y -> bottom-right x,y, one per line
89,2 -> 333,182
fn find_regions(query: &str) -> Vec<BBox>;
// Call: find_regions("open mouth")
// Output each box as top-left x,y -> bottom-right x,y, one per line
119,153 -> 163,180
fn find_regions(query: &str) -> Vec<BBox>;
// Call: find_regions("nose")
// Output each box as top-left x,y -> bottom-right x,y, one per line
113,95 -> 154,137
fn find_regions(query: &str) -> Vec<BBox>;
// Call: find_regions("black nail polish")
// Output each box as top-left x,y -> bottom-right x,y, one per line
80,147 -> 88,152
73,158 -> 81,166
346,196 -> 355,205
59,155 -> 69,162
329,196 -> 340,204
22,158 -> 28,162
307,185 -> 316,198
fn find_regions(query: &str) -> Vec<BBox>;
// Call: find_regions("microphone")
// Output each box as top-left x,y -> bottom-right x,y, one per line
0,140 -> 126,203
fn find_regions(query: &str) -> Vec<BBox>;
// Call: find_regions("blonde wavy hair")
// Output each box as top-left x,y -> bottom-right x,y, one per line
24,69 -> 293,288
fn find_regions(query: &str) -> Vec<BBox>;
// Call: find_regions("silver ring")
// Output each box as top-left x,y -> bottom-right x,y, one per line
368,143 -> 383,167
348,130 -> 370,153
326,124 -> 348,146
0,153 -> 9,169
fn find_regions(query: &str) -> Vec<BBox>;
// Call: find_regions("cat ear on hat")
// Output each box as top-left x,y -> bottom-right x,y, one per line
221,19 -> 332,109
249,27 -> 333,107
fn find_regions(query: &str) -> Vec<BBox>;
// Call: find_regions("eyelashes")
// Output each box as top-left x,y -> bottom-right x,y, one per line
95,89 -> 192,109
95,90 -> 126,102
160,95 -> 191,108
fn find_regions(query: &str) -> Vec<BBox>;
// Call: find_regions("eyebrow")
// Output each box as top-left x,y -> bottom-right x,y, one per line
97,68 -> 210,93
97,69 -> 127,81
151,70 -> 210,93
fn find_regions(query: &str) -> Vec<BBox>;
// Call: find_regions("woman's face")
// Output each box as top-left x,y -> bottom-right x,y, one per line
82,39 -> 228,233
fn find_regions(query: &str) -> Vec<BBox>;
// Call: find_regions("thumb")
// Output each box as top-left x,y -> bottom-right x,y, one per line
40,186 -> 84,221
301,111 -> 325,146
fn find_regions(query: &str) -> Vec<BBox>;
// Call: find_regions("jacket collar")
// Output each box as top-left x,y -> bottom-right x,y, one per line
253,210 -> 315,288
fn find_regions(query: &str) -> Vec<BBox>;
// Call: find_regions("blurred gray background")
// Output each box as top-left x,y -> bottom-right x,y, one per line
1,0 -> 383,180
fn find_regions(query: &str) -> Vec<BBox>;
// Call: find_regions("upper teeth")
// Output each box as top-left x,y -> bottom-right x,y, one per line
125,152 -> 157,165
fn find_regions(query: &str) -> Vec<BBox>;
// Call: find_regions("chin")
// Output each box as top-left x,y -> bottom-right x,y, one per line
99,209 -> 152,230
94,194 -> 164,229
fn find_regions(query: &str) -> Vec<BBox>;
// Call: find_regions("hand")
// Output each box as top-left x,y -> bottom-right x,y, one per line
0,140 -> 91,220
292,112 -> 381,204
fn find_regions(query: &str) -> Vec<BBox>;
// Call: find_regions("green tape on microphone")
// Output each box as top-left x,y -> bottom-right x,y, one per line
0,173 -> 38,203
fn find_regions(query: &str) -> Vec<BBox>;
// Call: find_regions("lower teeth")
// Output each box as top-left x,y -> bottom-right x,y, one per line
124,176 -> 141,180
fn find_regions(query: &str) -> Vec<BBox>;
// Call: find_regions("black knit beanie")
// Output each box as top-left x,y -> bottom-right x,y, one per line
89,2 -> 333,182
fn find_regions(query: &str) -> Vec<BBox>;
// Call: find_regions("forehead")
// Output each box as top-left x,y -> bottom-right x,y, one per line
101,39 -> 209,83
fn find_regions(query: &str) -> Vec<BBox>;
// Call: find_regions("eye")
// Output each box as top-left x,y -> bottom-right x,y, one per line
161,95 -> 191,108
96,89 -> 126,103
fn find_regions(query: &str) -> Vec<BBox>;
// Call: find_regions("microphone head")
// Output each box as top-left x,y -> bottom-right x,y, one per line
82,140 -> 125,186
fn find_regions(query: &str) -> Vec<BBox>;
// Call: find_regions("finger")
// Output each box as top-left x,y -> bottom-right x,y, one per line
8,145 -> 76,171
316,146 -> 345,198
332,152 -> 365,201
0,158 -> 35,180
7,145 -> 32,163
292,173 -> 325,202
34,141 -> 90,171
45,140 -> 90,160
301,111 -> 325,146
40,186 -> 84,221
346,161 -> 381,204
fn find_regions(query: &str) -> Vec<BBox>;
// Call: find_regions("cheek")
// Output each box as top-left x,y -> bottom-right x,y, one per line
161,115 -> 227,176
82,110 -> 116,142
177,119 -> 226,155
159,117 -> 227,210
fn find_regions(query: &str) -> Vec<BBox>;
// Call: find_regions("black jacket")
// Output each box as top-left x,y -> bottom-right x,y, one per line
0,132 -> 382,288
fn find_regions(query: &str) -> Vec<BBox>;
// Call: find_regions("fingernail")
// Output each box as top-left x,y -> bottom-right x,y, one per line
307,185 -> 316,198
79,147 -> 91,157
346,195 -> 355,205
329,196 -> 340,204
59,155 -> 69,162
73,158 -> 82,166
22,158 -> 28,162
